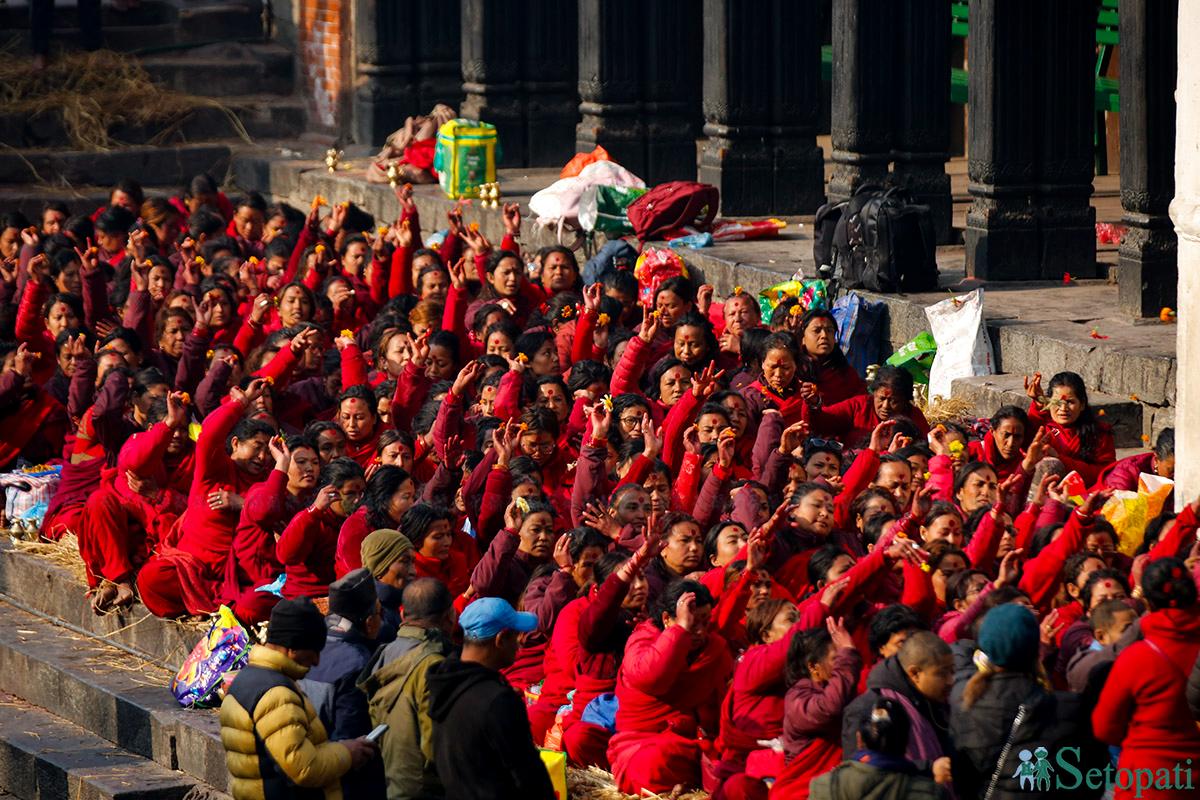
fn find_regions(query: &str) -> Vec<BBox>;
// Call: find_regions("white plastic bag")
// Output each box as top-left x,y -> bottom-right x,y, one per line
924,288 -> 994,401
529,160 -> 645,243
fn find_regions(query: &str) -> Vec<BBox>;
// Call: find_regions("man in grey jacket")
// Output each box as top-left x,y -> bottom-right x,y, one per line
358,578 -> 456,799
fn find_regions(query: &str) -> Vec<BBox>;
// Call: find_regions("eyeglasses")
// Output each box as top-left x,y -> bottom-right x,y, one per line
806,437 -> 843,452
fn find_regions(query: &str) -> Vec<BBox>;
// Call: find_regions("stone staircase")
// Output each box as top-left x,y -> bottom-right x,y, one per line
0,0 -> 305,206
0,545 -> 230,799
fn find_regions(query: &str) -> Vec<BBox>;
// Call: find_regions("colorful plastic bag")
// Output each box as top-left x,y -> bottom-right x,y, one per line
171,605 -> 251,708
757,279 -> 828,320
832,292 -> 886,378
561,145 -> 610,179
886,331 -> 938,385
634,247 -> 688,307
539,749 -> 568,800
1101,490 -> 1149,555
0,463 -> 61,533
578,183 -> 646,234
433,118 -> 499,200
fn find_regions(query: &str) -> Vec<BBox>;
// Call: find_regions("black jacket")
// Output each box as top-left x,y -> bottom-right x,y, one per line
950,672 -> 1105,800
841,656 -> 953,770
427,656 -> 555,800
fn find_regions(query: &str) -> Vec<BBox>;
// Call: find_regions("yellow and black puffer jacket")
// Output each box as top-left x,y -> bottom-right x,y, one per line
219,645 -> 353,800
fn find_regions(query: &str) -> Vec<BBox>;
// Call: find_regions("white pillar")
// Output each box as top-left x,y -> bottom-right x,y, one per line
1170,0 -> 1200,511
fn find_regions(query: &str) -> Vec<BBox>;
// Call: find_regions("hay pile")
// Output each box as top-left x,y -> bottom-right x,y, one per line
0,47 -> 248,150
919,392 -> 975,427
10,532 -> 88,584
567,766 -> 710,800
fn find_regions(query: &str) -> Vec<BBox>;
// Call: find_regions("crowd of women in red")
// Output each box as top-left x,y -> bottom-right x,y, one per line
1,174 -> 1199,799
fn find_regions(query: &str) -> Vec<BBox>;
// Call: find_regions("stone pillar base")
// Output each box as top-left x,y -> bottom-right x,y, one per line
1118,224 -> 1179,317
1039,200 -> 1099,279
965,199 -> 1040,280
827,155 -> 889,205
699,135 -> 772,216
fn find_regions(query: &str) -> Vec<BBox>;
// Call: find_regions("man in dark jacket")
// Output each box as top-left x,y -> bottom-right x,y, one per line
841,631 -> 955,780
299,569 -> 385,797
427,596 -> 555,800
359,577 -> 457,799
361,528 -> 416,644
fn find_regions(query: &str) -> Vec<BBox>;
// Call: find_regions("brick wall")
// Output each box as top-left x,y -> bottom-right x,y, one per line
297,0 -> 348,132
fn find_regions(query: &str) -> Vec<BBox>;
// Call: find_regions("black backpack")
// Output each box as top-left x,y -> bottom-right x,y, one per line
813,184 -> 937,294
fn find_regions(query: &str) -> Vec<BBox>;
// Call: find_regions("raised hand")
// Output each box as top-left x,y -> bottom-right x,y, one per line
268,434 -> 291,471
927,425 -> 950,456
446,206 -> 465,237
1021,426 -> 1050,472
447,257 -> 467,290
1079,488 -> 1115,517
638,304 -> 661,344
994,548 -> 1024,588
717,427 -> 737,470
675,591 -> 698,632
165,391 -> 189,430
492,419 -> 520,468
827,616 -> 854,651
395,218 -> 414,249
313,484 -> 339,512
451,360 -> 485,397
395,183 -> 415,214
1024,372 -> 1044,404
778,420 -> 810,456
696,284 -> 714,316
502,202 -> 521,235
869,420 -> 898,453
690,362 -> 725,400
1032,472 -> 1059,507
26,253 -> 48,285
13,342 -> 35,377
249,293 -> 272,325
553,534 -> 573,571
746,525 -> 770,571
583,282 -> 603,313
1040,607 -> 1065,647
290,327 -> 320,355
581,502 -> 620,540
910,483 -> 937,520
642,423 -> 663,460
194,296 -> 215,329
20,226 -> 39,249
588,399 -> 612,439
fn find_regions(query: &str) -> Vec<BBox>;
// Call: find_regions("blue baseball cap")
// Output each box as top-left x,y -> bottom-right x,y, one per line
459,597 -> 537,640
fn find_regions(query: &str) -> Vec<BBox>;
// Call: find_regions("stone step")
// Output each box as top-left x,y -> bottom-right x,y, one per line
140,43 -> 295,97
0,143 -> 232,187
0,546 -> 202,666
0,1 -> 262,50
0,0 -> 177,30
0,693 -> 198,800
0,599 -> 229,793
949,373 -> 1144,449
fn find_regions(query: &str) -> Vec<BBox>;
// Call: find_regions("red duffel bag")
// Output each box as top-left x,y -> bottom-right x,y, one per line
626,181 -> 719,242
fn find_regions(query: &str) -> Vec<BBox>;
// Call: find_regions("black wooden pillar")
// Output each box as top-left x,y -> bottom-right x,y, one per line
827,0 -> 896,203
461,0 -> 524,164
964,0 -> 1043,280
577,0 -> 645,174
892,0 -> 952,244
966,0 -> 1095,280
353,0 -> 462,147
577,0 -> 701,184
1118,0 -> 1178,317
353,0 -> 416,146
699,0 -> 823,215
1036,1 -> 1097,279
523,0 -> 578,167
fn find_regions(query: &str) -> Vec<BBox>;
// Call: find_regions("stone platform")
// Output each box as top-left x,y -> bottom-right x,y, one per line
228,146 -> 1173,442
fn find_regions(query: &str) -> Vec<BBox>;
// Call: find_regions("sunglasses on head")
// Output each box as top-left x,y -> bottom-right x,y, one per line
806,437 -> 843,452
